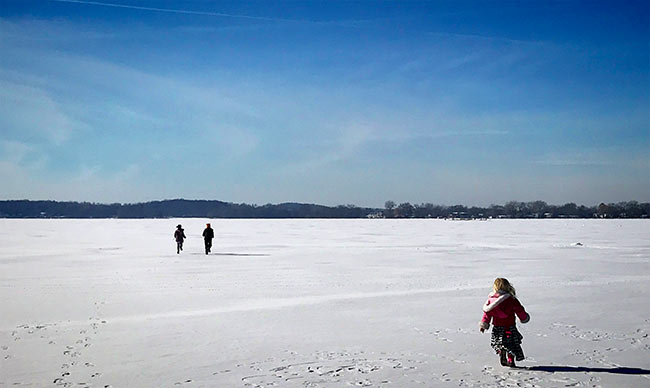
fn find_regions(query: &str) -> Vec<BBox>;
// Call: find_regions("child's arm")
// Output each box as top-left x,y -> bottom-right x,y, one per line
513,298 -> 530,323
479,311 -> 491,332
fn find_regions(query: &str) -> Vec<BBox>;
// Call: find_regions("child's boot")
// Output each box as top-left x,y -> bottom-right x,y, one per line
499,350 -> 508,366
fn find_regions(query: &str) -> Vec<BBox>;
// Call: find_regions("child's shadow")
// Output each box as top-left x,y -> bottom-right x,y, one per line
521,366 -> 650,375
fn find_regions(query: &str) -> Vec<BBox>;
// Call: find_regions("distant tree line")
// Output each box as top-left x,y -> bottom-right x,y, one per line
381,200 -> 650,219
0,199 -> 648,219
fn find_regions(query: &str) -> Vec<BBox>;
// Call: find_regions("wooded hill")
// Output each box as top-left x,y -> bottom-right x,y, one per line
0,199 -> 372,218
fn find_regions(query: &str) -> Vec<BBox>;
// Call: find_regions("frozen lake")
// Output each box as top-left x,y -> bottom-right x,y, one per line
1,219 -> 649,387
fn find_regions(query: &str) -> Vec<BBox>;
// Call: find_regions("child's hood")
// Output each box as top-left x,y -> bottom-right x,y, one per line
482,291 -> 512,313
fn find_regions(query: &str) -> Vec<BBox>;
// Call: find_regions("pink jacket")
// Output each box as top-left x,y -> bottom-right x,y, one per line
479,292 -> 529,330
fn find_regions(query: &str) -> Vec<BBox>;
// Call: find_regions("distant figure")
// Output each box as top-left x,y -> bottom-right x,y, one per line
202,223 -> 214,255
479,278 -> 530,367
174,224 -> 186,254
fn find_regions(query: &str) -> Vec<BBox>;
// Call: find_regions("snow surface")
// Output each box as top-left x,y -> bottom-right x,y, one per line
1,218 -> 649,387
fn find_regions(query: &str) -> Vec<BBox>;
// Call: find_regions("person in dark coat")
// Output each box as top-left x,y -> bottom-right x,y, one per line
202,223 -> 214,255
174,224 -> 186,254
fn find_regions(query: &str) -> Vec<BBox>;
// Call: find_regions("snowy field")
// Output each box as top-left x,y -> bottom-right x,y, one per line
1,218 -> 649,388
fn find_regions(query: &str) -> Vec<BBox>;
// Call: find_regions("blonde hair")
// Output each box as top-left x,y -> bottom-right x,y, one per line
493,278 -> 516,296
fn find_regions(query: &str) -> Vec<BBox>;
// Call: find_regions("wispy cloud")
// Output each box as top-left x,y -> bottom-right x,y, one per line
0,160 -> 147,202
0,80 -> 77,145
51,0 -> 297,22
534,148 -> 650,169
0,140 -> 38,165
534,158 -> 611,167
51,0 -> 383,28
0,18 -> 118,42
428,31 -> 549,46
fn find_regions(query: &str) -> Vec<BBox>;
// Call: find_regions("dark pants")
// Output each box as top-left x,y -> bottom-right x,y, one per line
176,241 -> 183,254
204,238 -> 212,254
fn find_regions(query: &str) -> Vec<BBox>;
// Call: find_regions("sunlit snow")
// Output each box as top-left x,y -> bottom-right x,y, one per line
1,219 -> 648,387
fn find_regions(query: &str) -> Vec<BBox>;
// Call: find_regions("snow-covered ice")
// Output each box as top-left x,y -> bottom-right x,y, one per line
1,218 -> 648,387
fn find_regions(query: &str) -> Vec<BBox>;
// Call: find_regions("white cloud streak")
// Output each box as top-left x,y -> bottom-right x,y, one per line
533,148 -> 650,169
0,80 -> 76,145
51,0 -> 305,23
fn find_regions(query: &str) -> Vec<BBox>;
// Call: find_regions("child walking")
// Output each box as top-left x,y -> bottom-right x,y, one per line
174,224 -> 186,254
479,278 -> 530,367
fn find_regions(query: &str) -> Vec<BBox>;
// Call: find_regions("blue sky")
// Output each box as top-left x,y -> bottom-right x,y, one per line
1,1 -> 648,207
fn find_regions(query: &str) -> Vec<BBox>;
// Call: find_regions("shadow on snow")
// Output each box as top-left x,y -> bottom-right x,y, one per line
522,366 -> 650,375
190,252 -> 270,256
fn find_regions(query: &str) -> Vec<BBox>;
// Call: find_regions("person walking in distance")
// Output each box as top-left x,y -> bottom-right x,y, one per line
174,224 -> 186,254
202,223 -> 214,255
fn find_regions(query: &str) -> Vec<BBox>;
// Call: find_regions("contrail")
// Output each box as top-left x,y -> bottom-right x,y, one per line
51,0 -> 297,22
